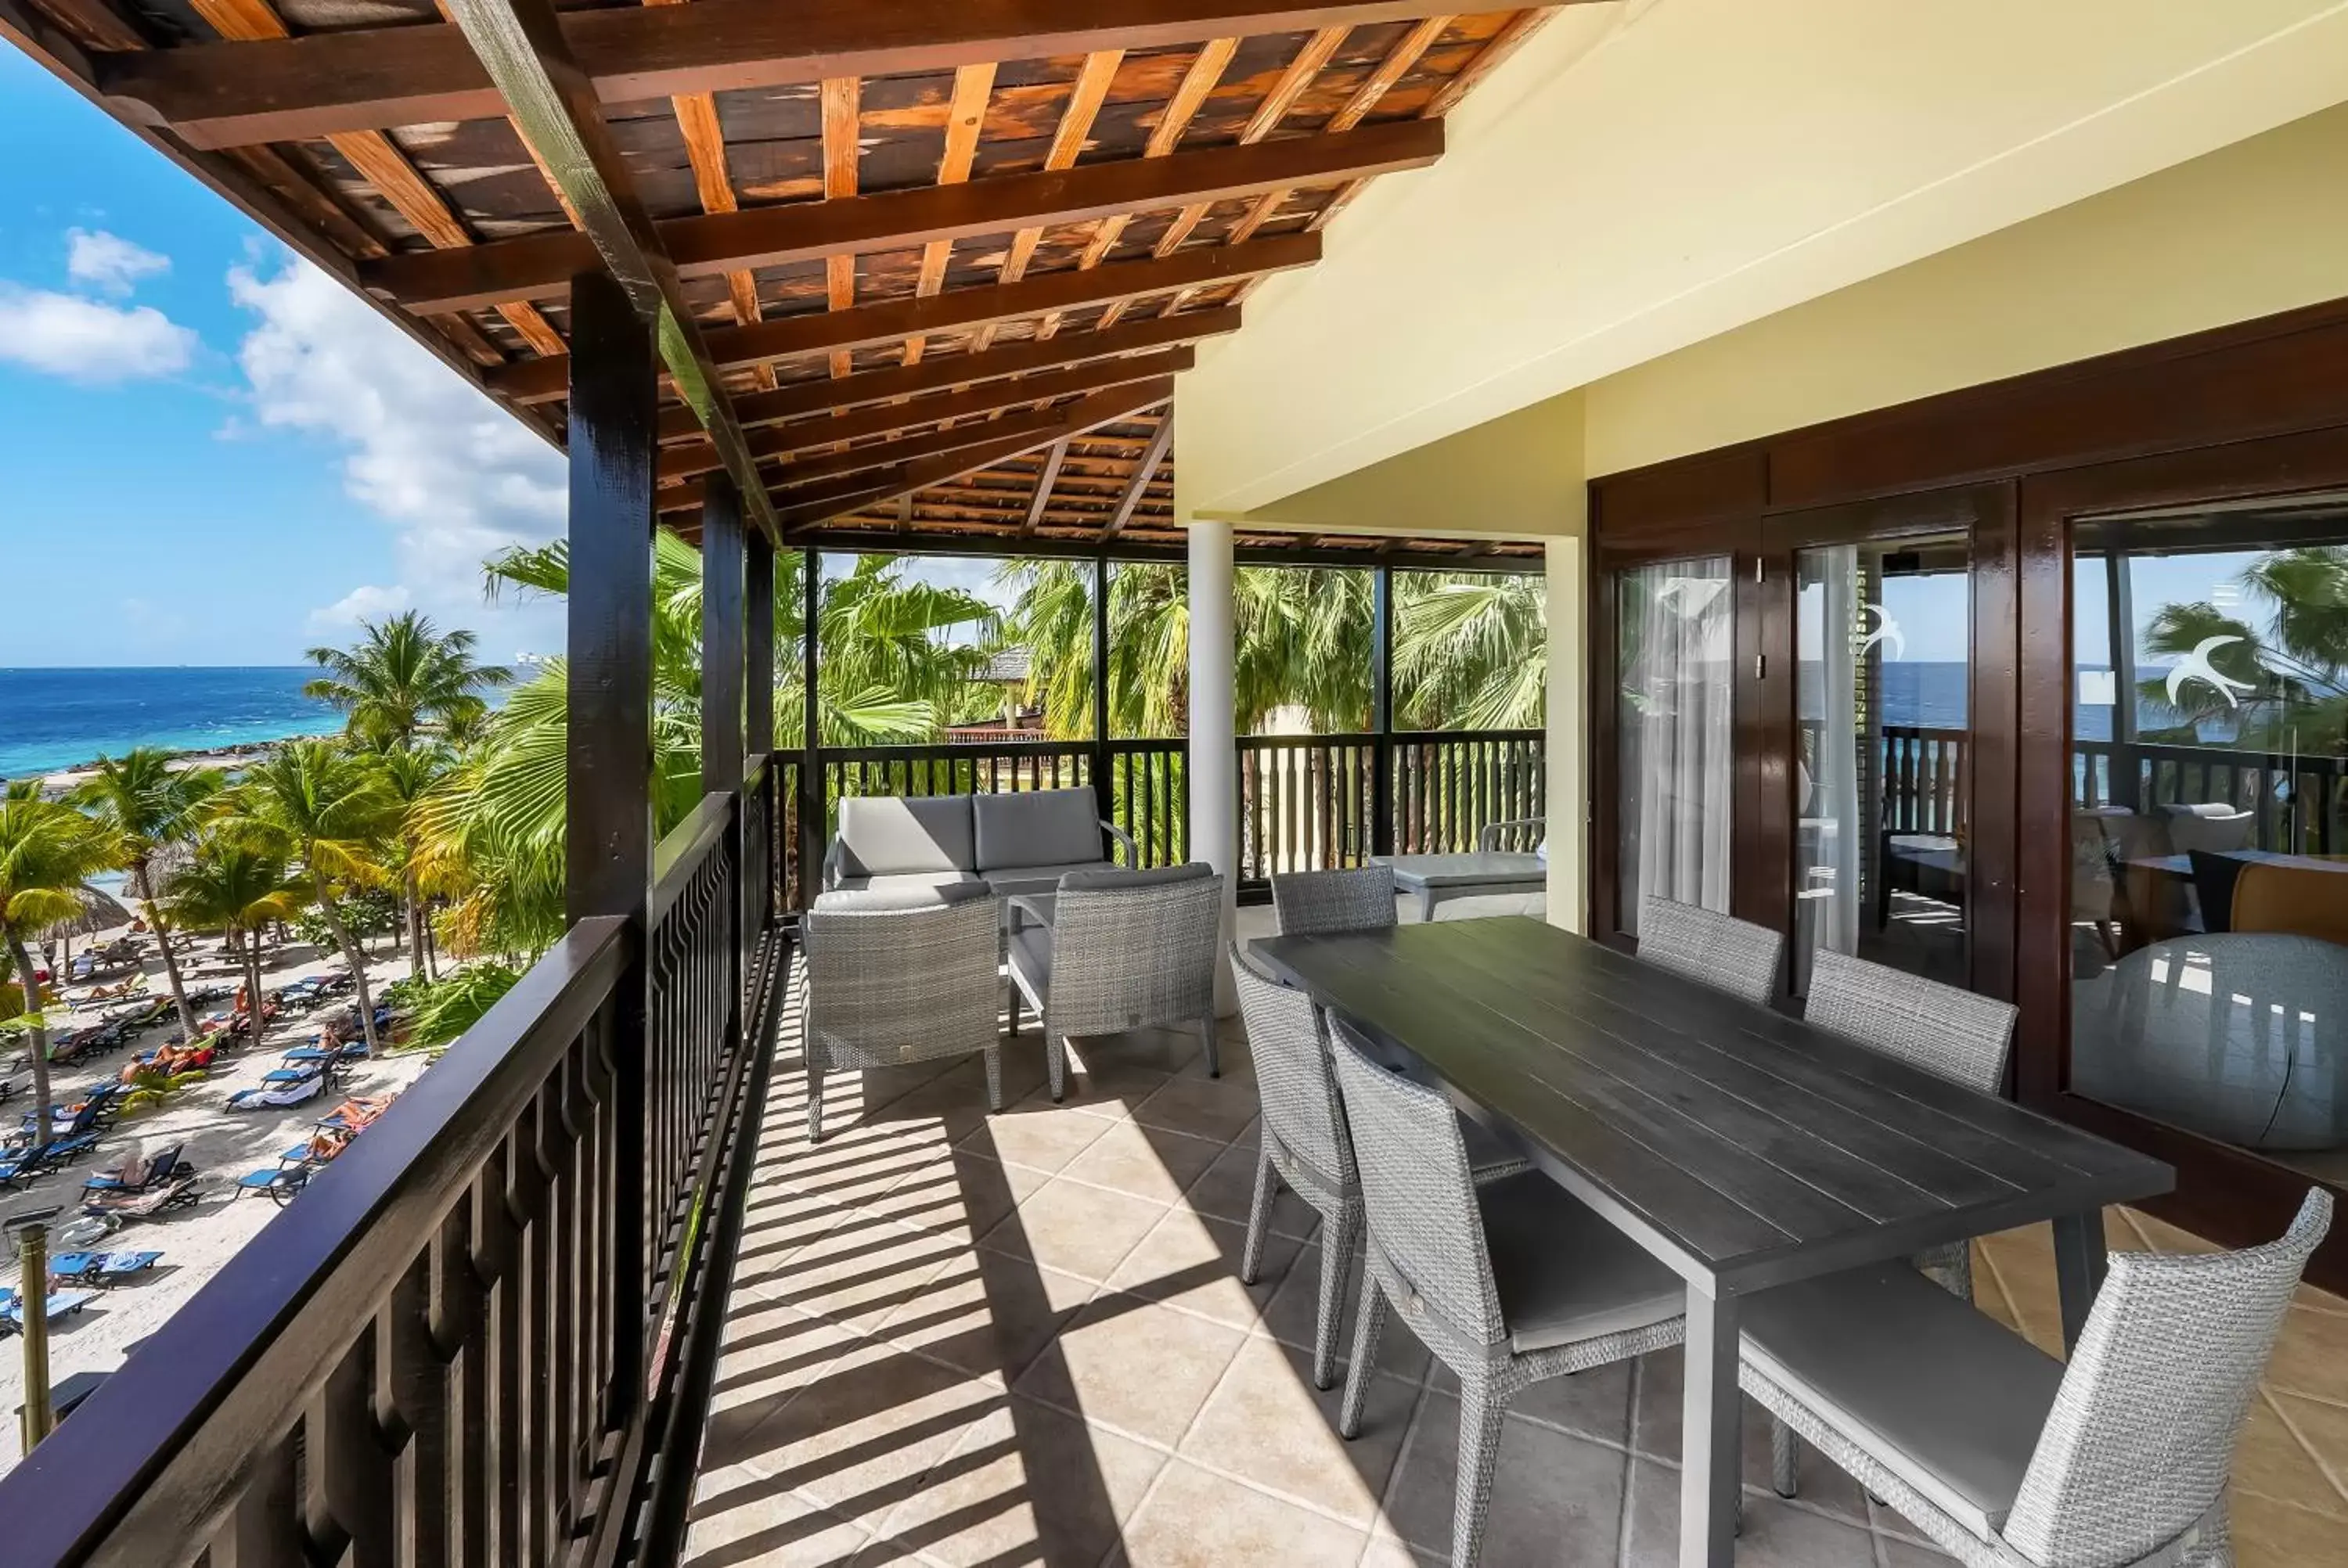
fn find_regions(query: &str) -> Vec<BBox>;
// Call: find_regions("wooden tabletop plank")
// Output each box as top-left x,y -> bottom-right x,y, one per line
1248,919 -> 2173,1286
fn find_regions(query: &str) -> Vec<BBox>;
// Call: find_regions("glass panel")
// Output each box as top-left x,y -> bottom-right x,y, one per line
2069,503 -> 2348,1182
1615,557 -> 1734,938
1793,534 -> 1972,991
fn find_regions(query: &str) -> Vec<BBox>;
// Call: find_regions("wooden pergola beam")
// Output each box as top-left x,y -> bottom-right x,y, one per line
763,405 -> 1084,490
1102,412 -> 1176,540
657,344 -> 1194,481
1021,441 -> 1069,537
100,0 -> 1561,149
363,118 -> 1439,314
654,306 -> 1235,441
440,0 -> 779,538
491,233 -> 1316,402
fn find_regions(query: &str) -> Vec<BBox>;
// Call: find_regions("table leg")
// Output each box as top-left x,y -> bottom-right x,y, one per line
2052,1210 -> 2109,1355
1420,887 -> 1438,923
1680,1281 -> 1740,1567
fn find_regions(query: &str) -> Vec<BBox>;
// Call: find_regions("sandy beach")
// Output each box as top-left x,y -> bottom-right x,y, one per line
0,919 -> 438,1471
31,735 -> 325,801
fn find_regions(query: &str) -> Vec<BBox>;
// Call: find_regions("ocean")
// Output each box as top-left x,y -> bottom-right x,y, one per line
0,667 -> 338,781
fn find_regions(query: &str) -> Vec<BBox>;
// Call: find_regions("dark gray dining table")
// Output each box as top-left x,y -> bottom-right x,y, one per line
1246,917 -> 2174,1568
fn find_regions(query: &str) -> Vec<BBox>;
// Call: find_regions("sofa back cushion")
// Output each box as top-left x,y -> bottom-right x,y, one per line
835,795 -> 977,877
974,788 -> 1103,872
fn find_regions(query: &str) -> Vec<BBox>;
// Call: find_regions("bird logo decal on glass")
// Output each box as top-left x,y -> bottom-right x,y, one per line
1857,603 -> 1905,660
2166,635 -> 2258,710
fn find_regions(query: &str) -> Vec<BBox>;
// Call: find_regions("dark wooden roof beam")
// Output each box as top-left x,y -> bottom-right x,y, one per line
367,118 -> 1439,313
101,0 -> 1567,149
1102,414 -> 1176,540
492,233 -> 1316,402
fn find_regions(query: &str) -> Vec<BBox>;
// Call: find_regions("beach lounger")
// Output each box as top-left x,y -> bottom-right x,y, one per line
49,1250 -> 163,1287
0,1287 -> 98,1332
83,1144 -> 191,1195
235,1159 -> 312,1207
81,1173 -> 200,1221
226,1066 -> 327,1110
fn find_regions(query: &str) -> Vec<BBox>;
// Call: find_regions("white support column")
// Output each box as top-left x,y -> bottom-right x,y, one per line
1545,535 -> 1587,933
1187,518 -> 1239,1011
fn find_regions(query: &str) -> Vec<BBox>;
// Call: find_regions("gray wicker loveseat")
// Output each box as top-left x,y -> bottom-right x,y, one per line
820,788 -> 1136,899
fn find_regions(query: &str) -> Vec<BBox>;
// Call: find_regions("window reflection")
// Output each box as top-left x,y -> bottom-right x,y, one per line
2070,504 -> 2348,1181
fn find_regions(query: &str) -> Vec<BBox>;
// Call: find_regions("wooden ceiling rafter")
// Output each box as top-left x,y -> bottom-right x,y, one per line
1021,441 -> 1071,534
970,46 -> 1123,357
646,0 -> 773,390
1102,412 -> 1177,540
904,61 -> 998,369
819,74 -> 860,380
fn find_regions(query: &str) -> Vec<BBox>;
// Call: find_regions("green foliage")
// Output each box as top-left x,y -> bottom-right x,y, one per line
304,610 -> 512,750
2135,545 -> 2348,753
401,962 -> 524,1049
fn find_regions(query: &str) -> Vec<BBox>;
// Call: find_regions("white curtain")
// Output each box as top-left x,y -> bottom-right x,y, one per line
1809,546 -> 1863,957
1624,559 -> 1734,929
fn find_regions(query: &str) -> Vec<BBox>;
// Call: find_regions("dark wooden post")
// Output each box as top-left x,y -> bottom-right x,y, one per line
700,473 -> 745,797
747,527 -> 775,930
563,268 -> 655,1421
1371,561 -> 1395,858
797,548 -> 821,909
700,473 -> 747,1045
1092,553 -> 1113,848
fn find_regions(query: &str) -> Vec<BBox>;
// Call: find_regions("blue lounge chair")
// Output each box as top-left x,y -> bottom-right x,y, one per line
84,1144 -> 191,1195
49,1250 -> 162,1287
226,1066 -> 326,1110
0,1287 -> 97,1332
235,1145 -> 316,1206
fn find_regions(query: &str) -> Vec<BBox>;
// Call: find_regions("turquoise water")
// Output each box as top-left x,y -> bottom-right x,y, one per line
0,667 -> 337,780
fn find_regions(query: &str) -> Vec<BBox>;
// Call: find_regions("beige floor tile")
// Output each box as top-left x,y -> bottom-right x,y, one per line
1875,1534 -> 1961,1566
729,1338 -> 1008,1530
880,1149 -> 1053,1248
703,1304 -> 866,1469
2230,1487 -> 2348,1566
2235,1395 -> 2345,1515
1129,1074 -> 1266,1144
2126,1208 -> 2224,1256
1430,1358 -> 1635,1448
1007,1056 -> 1165,1124
1379,1393 -> 1631,1563
1619,1458 -> 1878,1566
684,1463 -> 873,1568
870,1246 -> 1097,1383
1014,1295 -> 1250,1446
956,1103 -> 1114,1174
1628,1351 -> 1869,1526
1114,1458 -> 1370,1567
2267,1303 -> 2348,1405
2270,1390 -> 2348,1512
1103,1204 -> 1302,1331
1183,1136 -> 1323,1242
866,1395 -> 1166,1567
754,1216 -> 971,1333
977,1174 -> 1169,1285
1058,1119 -> 1230,1206
1178,1335 -> 1418,1527
1975,1228 -> 2066,1360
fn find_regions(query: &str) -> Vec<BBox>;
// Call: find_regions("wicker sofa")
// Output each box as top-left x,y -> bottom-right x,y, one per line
820,788 -> 1136,899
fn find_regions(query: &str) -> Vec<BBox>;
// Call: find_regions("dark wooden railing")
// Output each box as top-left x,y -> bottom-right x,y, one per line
2075,735 -> 2348,854
1389,729 -> 1547,856
1882,724 -> 1968,836
6,768 -> 790,1568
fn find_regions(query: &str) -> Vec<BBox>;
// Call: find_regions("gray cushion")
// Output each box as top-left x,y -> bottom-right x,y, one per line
1007,922 -> 1053,1007
834,795 -> 977,877
830,870 -> 985,898
813,882 -> 994,913
981,860 -> 1111,897
1740,1262 -> 2065,1539
974,789 -> 1103,872
1057,862 -> 1213,894
1475,1173 -> 1685,1354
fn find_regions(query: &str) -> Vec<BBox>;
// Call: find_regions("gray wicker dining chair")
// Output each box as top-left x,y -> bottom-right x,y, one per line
1326,1018 -> 1687,1568
1270,865 -> 1398,937
1230,948 -> 1529,1388
1741,1188 -> 2332,1568
801,883 -> 1003,1144
1006,864 -> 1223,1102
1767,945 -> 2022,1498
1636,893 -> 1784,1007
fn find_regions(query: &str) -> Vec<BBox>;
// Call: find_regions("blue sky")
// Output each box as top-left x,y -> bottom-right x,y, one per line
0,49 -> 567,667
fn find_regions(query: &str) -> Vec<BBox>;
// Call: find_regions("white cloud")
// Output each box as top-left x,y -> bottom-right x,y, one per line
0,284 -> 196,382
227,254 -> 567,638
307,584 -> 413,633
66,228 -> 170,295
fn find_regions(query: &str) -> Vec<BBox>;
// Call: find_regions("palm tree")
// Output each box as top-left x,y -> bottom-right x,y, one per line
2137,546 -> 2348,751
70,748 -> 223,1043
373,744 -> 456,978
305,610 -> 512,750
1394,574 -> 1547,729
0,782 -> 119,1148
161,839 -> 304,1036
214,742 -> 399,1052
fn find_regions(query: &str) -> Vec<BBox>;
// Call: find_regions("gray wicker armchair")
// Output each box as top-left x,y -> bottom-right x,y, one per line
1741,1189 -> 2332,1568
1770,946 -> 2022,1498
1325,1018 -> 1686,1568
1269,865 -> 1397,937
800,883 -> 1003,1144
1006,864 -> 1223,1102
1636,894 -> 1784,1007
1230,948 -> 1528,1389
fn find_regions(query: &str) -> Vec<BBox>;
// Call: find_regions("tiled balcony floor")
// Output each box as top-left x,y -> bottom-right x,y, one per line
687,962 -> 2348,1567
